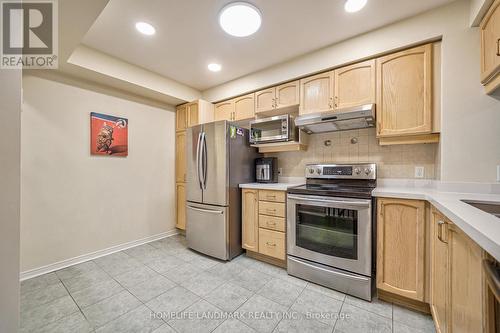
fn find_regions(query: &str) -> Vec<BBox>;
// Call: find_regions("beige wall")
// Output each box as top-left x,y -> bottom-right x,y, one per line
203,0 -> 500,183
0,70 -> 21,332
21,75 -> 176,272
268,128 -> 437,179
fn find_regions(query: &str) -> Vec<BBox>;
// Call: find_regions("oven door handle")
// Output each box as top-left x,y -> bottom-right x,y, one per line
287,194 -> 371,208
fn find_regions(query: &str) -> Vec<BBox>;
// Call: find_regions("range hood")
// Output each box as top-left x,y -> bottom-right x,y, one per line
295,104 -> 376,134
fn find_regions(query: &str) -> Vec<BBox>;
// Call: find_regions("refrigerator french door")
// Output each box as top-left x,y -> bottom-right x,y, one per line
186,121 -> 259,260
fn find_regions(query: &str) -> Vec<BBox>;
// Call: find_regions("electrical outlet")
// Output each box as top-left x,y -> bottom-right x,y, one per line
415,166 -> 425,179
278,168 -> 283,176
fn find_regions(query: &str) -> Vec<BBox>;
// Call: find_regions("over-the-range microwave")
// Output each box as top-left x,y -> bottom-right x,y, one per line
249,115 -> 299,144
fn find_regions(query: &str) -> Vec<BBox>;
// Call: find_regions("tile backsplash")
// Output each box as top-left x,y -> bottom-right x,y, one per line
265,128 -> 438,179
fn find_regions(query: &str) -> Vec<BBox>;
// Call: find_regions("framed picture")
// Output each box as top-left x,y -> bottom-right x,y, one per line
90,112 -> 128,157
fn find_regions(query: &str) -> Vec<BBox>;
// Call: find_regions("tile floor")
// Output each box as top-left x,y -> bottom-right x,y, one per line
20,235 -> 436,333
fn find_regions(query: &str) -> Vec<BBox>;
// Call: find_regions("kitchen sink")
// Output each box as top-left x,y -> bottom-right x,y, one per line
462,200 -> 500,218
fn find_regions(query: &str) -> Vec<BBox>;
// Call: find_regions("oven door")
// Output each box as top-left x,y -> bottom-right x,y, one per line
287,194 -> 372,276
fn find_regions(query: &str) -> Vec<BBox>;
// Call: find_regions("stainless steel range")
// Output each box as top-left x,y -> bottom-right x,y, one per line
287,163 -> 376,301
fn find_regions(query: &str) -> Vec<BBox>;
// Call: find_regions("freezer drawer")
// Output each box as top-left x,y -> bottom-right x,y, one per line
186,202 -> 228,260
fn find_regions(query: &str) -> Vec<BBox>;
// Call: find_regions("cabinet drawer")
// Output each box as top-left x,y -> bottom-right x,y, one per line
259,201 -> 285,217
259,190 -> 286,203
259,215 -> 285,232
259,228 -> 285,260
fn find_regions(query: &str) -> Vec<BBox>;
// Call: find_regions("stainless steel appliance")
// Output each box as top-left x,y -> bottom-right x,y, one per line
249,114 -> 298,144
294,104 -> 375,134
186,121 -> 260,260
287,163 -> 377,301
255,157 -> 278,183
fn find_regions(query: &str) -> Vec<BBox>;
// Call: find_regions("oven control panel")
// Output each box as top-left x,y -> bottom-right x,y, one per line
305,163 -> 376,180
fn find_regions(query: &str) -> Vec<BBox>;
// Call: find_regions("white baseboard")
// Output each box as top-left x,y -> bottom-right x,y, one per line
20,229 -> 179,281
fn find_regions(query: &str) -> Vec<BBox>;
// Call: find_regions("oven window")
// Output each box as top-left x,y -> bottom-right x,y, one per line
296,204 -> 358,260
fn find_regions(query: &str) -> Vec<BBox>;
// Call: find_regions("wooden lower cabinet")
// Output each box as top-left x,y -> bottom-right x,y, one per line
377,198 -> 426,301
430,207 -> 485,333
242,189 -> 259,252
242,188 -> 287,263
176,182 -> 186,230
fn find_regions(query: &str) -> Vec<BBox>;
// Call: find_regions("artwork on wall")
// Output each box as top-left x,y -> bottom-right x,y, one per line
90,112 -> 128,157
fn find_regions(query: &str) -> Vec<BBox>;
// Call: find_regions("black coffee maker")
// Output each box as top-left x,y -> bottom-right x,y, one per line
255,157 -> 278,183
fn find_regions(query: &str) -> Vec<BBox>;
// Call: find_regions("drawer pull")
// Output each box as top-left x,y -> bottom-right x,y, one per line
267,222 -> 276,226
266,209 -> 276,213
266,242 -> 276,247
266,195 -> 276,199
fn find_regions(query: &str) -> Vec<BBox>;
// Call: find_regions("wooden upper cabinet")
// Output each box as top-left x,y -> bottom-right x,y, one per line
299,71 -> 334,114
255,88 -> 276,114
176,183 -> 186,230
275,80 -> 299,109
242,189 -> 259,252
377,198 -> 426,301
480,0 -> 500,83
448,223 -> 484,333
176,105 -> 188,131
234,93 -> 255,121
376,44 -> 433,137
334,60 -> 375,109
175,131 -> 186,182
186,102 -> 199,127
430,208 -> 449,333
214,100 -> 234,121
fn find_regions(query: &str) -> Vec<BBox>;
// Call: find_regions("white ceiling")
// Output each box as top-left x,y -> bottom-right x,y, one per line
82,0 -> 454,91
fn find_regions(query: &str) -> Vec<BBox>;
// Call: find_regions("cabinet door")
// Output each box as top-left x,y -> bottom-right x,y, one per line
176,104 -> 187,131
255,88 -> 276,114
175,131 -> 186,182
234,94 -> 255,121
480,0 -> 500,83
377,198 -> 426,301
430,209 -> 449,333
299,71 -> 334,114
242,189 -> 259,252
214,100 -> 234,121
334,60 -> 375,109
376,44 -> 432,137
275,80 -> 299,109
448,224 -> 483,333
187,102 -> 199,127
176,183 -> 186,230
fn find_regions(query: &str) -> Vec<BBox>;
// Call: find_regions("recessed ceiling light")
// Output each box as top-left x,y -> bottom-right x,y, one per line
135,22 -> 156,35
219,2 -> 262,37
208,63 -> 222,72
344,0 -> 367,13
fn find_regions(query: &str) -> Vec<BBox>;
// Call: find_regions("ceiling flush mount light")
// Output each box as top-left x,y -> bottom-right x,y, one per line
344,0 -> 367,13
135,22 -> 156,35
219,2 -> 262,37
208,63 -> 222,72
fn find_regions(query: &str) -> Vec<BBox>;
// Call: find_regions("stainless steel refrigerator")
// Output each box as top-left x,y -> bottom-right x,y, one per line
186,121 -> 260,260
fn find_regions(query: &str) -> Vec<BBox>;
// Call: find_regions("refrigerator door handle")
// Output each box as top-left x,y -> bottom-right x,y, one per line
196,132 -> 202,190
187,205 -> 224,215
202,132 -> 208,189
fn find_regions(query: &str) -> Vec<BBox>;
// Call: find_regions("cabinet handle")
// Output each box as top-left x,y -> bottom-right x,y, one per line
266,222 -> 277,226
437,220 -> 448,244
266,195 -> 276,199
328,97 -> 333,109
497,38 -> 500,56
266,208 -> 276,213
334,96 -> 338,108
266,242 -> 276,247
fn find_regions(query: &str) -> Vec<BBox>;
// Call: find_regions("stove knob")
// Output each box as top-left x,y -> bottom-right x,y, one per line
308,168 -> 314,174
364,168 -> 372,175
354,167 -> 361,175
316,168 -> 322,175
